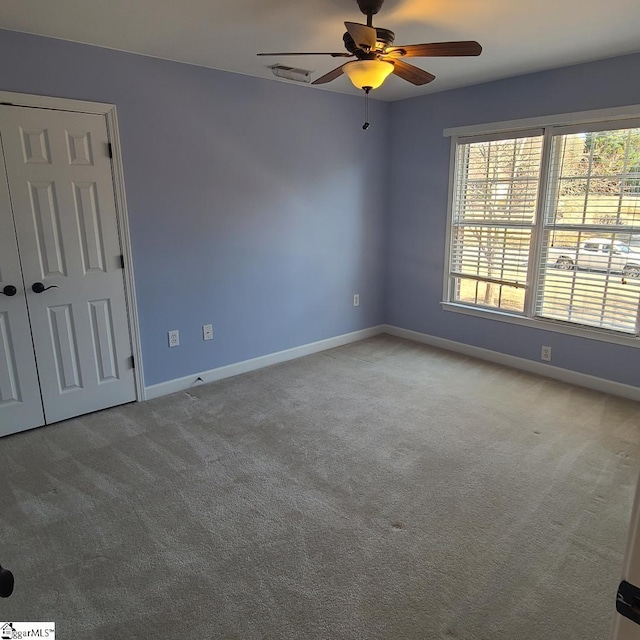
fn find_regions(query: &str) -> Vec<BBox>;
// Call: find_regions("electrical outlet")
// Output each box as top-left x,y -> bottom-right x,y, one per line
203,324 -> 213,341
353,293 -> 360,307
168,330 -> 180,347
541,346 -> 552,362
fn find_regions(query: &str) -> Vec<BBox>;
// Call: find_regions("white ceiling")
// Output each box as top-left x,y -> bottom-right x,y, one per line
2,0 -> 640,101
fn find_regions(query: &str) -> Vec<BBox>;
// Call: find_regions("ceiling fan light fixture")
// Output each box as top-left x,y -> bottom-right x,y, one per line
343,59 -> 393,90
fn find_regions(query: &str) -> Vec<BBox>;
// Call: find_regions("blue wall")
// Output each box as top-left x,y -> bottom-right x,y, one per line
0,30 -> 389,386
387,53 -> 640,387
1,27 -> 638,389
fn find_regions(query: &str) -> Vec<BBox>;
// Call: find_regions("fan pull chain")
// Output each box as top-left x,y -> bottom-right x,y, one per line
363,87 -> 371,130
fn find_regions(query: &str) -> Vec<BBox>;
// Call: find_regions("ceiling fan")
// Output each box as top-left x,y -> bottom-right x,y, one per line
257,0 -> 482,93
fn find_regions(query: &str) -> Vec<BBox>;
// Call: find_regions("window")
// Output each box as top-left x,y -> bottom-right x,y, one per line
446,121 -> 640,338
449,132 -> 543,314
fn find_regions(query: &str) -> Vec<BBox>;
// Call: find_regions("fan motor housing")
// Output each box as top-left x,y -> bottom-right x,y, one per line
343,27 -> 395,55
356,0 -> 385,15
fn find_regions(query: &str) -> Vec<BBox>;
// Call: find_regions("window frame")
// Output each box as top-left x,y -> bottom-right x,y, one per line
442,106 -> 640,348
449,128 -> 544,316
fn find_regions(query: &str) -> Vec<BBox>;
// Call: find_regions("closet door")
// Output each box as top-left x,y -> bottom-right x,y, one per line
0,154 -> 45,436
0,105 -> 136,425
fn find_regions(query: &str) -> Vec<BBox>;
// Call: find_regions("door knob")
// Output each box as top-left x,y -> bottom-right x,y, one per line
0,564 -> 14,598
1,285 -> 17,296
32,282 -> 58,294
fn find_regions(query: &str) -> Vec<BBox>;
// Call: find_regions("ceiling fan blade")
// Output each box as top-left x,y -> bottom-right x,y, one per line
344,22 -> 377,51
257,52 -> 353,57
389,59 -> 435,86
386,41 -> 482,58
311,64 -> 346,85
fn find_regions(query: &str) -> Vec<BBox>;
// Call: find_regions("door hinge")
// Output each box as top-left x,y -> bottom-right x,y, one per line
120,255 -> 125,269
129,355 -> 135,369
107,143 -> 113,158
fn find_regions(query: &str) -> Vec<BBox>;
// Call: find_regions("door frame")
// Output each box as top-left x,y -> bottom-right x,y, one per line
0,90 -> 145,402
611,468 -> 640,639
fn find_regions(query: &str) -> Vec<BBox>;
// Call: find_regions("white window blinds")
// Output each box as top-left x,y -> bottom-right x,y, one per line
535,129 -> 640,334
446,121 -> 640,338
450,133 -> 543,313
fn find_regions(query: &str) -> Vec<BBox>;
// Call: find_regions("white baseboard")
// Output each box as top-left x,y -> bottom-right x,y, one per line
146,323 -> 640,403
145,325 -> 385,400
382,324 -> 640,402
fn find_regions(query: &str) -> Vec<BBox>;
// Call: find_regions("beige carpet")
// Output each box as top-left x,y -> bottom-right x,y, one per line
1,335 -> 639,639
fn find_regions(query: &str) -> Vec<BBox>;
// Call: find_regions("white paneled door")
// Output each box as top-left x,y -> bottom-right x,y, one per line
0,105 -> 136,435
0,147 -> 44,434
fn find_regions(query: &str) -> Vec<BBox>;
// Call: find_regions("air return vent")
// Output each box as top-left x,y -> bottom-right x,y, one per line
269,64 -> 312,83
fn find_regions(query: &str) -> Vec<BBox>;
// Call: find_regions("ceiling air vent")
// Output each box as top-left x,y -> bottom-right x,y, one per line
269,64 -> 312,83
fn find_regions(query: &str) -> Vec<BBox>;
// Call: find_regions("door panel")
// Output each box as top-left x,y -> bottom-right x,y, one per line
48,303 -> 83,391
0,149 -> 44,435
30,180 -> 67,277
0,105 -> 136,425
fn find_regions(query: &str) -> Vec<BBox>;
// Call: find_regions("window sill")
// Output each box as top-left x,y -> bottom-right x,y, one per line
441,302 -> 640,348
